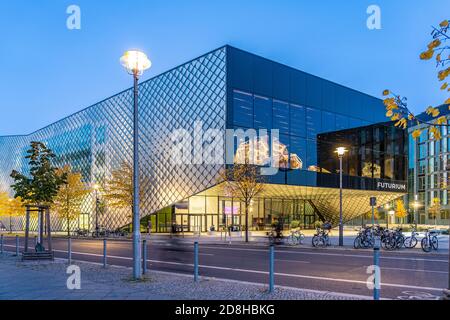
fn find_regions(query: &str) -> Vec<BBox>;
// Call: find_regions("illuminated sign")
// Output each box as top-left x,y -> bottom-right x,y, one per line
376,181 -> 407,192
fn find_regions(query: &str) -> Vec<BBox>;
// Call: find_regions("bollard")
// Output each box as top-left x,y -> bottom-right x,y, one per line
15,235 -> 19,256
0,234 -> 3,254
373,246 -> 381,300
103,238 -> 107,268
142,239 -> 147,275
68,237 -> 72,265
269,245 -> 275,293
194,241 -> 199,282
35,236 -> 38,247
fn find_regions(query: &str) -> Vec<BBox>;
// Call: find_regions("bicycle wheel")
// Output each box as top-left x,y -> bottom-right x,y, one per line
312,235 -> 320,247
383,238 -> 396,251
286,235 -> 294,246
353,236 -> 361,249
396,235 -> 405,249
421,238 -> 432,252
404,237 -> 418,249
431,236 -> 439,250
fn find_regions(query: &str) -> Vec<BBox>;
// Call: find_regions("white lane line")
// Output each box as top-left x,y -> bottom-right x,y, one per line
275,259 -> 310,264
4,245 -> 442,292
198,245 -> 449,263
381,267 -> 447,274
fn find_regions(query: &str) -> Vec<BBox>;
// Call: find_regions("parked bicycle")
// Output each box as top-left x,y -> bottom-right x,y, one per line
404,225 -> 419,249
267,229 -> 284,245
312,228 -> 331,248
354,226 -> 375,249
286,229 -> 305,246
421,229 -> 439,252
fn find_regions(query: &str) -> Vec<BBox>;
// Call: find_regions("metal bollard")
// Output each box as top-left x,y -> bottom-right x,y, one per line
15,235 -> 19,256
194,241 -> 199,282
269,245 -> 275,293
103,238 -> 107,268
142,239 -> 147,275
68,237 -> 72,265
35,236 -> 38,247
373,246 -> 381,300
0,234 -> 3,254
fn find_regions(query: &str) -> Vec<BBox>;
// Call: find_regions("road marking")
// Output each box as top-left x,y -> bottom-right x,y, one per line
4,245 -> 442,292
275,259 -> 310,264
198,245 -> 449,263
381,267 -> 447,274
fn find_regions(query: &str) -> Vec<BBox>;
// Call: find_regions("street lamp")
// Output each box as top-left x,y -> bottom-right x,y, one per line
335,147 -> 347,247
93,184 -> 100,237
121,49 -> 151,280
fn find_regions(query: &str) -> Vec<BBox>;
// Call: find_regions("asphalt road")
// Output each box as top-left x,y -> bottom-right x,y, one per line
1,236 -> 448,300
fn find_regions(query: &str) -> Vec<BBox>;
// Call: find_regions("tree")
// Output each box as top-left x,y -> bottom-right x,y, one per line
0,193 -> 25,233
53,165 -> 91,236
428,197 -> 441,227
10,141 -> 67,206
382,19 -> 450,140
103,161 -> 145,227
395,199 -> 408,226
219,164 -> 265,243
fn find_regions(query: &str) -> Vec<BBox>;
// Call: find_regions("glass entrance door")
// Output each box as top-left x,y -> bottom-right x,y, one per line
189,215 -> 202,234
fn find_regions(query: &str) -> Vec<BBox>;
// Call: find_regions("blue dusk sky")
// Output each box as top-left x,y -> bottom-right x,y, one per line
0,0 -> 449,135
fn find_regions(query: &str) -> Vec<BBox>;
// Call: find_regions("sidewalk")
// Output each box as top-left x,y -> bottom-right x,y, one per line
0,253 -> 366,300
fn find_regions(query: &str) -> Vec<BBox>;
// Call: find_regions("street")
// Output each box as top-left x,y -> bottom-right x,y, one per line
1,236 -> 448,300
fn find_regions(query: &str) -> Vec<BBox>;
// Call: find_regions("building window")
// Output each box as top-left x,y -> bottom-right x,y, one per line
233,90 -> 253,128
306,107 -> 322,140
273,100 -> 290,135
254,95 -> 272,130
290,103 -> 306,138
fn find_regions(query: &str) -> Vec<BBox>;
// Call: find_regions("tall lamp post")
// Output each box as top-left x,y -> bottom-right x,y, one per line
335,147 -> 347,247
120,50 -> 151,280
93,184 -> 100,237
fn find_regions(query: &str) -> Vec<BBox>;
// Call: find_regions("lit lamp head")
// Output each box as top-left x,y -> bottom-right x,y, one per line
120,50 -> 151,77
335,147 -> 347,158
93,184 -> 100,191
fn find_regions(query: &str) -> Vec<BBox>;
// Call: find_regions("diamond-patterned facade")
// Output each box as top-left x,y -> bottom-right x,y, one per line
0,47 -> 227,232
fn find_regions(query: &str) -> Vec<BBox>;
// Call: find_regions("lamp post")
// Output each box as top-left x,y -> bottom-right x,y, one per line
120,50 -> 151,280
93,184 -> 100,237
335,147 -> 347,247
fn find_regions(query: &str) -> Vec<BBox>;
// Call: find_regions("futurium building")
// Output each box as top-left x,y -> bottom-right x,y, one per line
0,46 -> 407,233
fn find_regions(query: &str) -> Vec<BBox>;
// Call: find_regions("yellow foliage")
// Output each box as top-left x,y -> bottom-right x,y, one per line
386,110 -> 393,117
0,192 -> 25,218
426,106 -> 440,117
394,118 -> 407,129
445,97 -> 450,105
412,129 -> 421,140
441,83 -> 448,90
390,113 -> 400,121
430,126 -> 442,140
395,199 -> 407,219
438,68 -> 450,81
435,116 -> 448,125
440,20 -> 449,27
382,89 -> 390,96
427,39 -> 441,49
420,49 -> 434,60
53,165 -> 91,234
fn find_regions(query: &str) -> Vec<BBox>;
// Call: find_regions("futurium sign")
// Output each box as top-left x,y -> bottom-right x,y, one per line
376,181 -> 407,192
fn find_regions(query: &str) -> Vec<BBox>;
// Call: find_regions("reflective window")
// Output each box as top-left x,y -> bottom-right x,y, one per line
290,103 -> 306,138
306,107 -> 321,140
335,114 -> 349,130
321,111 -> 336,133
233,90 -> 253,128
273,100 -> 290,135
254,95 -> 272,130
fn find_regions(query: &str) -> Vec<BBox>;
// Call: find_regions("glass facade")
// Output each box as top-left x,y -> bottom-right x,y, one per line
409,112 -> 450,225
